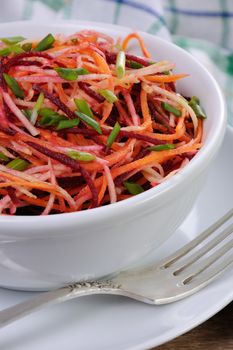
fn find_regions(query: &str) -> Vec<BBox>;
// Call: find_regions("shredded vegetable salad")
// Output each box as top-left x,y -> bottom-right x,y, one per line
0,31 -> 206,215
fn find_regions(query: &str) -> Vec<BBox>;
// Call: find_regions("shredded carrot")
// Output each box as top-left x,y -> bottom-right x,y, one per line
140,88 -> 153,132
92,51 -> 111,74
122,32 -> 151,58
112,143 -> 202,179
145,74 -> 189,83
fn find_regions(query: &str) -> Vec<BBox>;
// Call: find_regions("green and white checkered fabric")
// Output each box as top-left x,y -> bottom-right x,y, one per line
0,0 -> 232,125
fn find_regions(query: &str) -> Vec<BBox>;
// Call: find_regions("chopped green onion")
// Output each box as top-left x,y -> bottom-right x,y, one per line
6,158 -> 29,171
56,119 -> 80,130
0,152 -> 9,162
40,114 -> 65,126
75,111 -> 102,134
124,181 -> 144,195
127,60 -> 143,69
22,43 -> 32,52
30,92 -> 44,125
1,36 -> 25,45
38,108 -> 66,126
161,102 -> 181,117
188,96 -> 207,119
67,150 -> 96,162
116,51 -> 125,78
98,89 -> 118,103
3,73 -> 25,99
0,44 -> 24,56
55,67 -> 89,81
23,109 -> 32,119
9,45 -> 24,54
74,98 -> 93,118
34,33 -> 55,52
0,47 -> 11,56
107,122 -> 121,148
39,108 -> 59,119
148,143 -> 175,151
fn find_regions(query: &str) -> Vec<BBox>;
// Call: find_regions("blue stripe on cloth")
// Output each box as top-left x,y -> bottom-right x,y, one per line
113,0 -> 123,24
165,7 -> 233,18
105,0 -> 166,25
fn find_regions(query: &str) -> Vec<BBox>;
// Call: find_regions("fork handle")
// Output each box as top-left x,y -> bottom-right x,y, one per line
0,281 -> 118,329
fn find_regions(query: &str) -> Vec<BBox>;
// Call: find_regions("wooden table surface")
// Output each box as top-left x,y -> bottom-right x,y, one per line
154,302 -> 233,350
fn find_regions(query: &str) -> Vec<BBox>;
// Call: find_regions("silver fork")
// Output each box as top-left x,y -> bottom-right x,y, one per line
1,208 -> 233,329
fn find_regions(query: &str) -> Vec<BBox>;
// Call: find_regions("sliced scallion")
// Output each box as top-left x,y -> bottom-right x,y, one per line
67,150 -> 96,162
34,33 -> 55,52
55,67 -> 89,81
56,119 -> 80,130
3,73 -> 25,99
127,60 -> 143,69
22,43 -> 32,52
124,181 -> 144,195
188,96 -> 207,119
0,152 -> 9,162
23,109 -> 32,119
161,102 -> 181,117
39,108 -> 59,119
116,51 -> 125,78
98,89 -> 118,103
38,108 -> 66,126
148,144 -> 175,151
0,47 -> 11,56
75,111 -> 102,134
0,44 -> 24,56
107,122 -> 121,148
30,92 -> 44,125
163,70 -> 171,75
74,98 -> 93,118
9,44 -> 24,54
6,158 -> 29,171
0,45 -> 24,56
1,36 -> 25,45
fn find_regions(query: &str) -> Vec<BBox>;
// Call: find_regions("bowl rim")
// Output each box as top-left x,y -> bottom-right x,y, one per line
0,20 -> 226,228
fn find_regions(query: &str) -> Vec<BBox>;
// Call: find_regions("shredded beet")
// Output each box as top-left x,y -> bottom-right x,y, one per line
12,60 -> 43,67
114,148 -> 149,185
61,127 -> 97,136
63,126 -> 164,145
119,130 -> 165,145
148,100 -> 174,133
26,141 -> 98,208
104,52 -> 116,64
78,82 -> 105,103
0,125 -> 16,136
33,85 -> 76,119
163,157 -> 183,176
0,60 -> 7,91
4,52 -> 52,72
57,176 -> 85,188
6,187 -> 21,206
125,54 -> 151,67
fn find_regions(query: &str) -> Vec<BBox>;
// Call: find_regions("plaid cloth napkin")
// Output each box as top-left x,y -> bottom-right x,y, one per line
0,0 -> 232,125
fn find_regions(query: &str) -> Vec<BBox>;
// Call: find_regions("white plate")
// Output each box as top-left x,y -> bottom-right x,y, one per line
0,128 -> 232,349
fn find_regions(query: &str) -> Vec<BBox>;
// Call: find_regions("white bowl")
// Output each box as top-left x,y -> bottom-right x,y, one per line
0,21 -> 226,291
